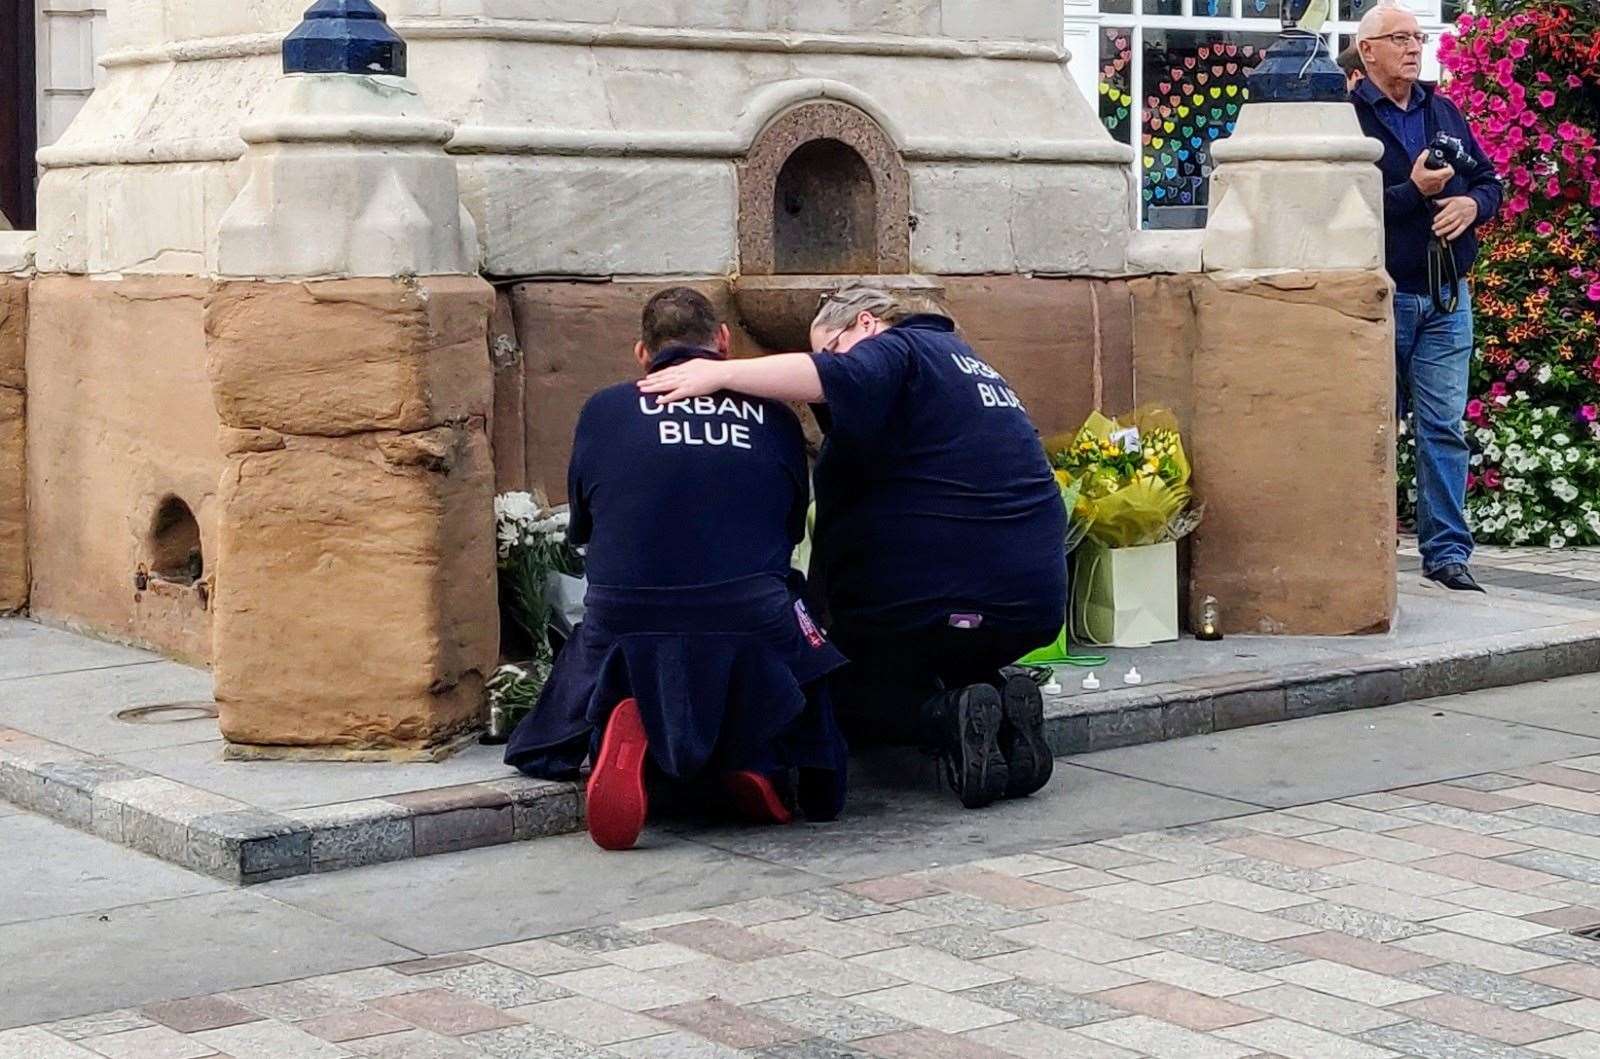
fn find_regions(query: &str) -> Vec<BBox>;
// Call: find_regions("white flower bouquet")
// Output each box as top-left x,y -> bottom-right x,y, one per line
495,491 -> 585,662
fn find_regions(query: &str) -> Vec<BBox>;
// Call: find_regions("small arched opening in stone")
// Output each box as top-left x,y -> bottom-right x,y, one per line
773,139 -> 878,275
149,496 -> 203,585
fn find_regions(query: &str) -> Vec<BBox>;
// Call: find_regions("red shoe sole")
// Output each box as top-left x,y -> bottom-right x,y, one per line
723,770 -> 794,827
587,698 -> 649,851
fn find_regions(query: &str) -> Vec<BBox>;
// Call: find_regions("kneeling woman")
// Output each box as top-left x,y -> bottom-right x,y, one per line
640,287 -> 1065,809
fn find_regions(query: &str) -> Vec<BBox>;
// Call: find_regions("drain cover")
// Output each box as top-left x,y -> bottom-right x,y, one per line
113,702 -> 219,725
1571,924 -> 1600,941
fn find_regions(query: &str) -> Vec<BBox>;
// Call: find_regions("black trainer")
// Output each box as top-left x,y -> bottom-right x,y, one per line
1000,673 -> 1054,798
1425,563 -> 1486,593
922,684 -> 1008,810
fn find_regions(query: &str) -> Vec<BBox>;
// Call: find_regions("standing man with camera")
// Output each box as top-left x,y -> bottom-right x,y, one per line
1353,3 -> 1502,592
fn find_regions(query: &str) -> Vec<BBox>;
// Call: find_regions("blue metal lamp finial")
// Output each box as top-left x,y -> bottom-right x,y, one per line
283,0 -> 407,77
1246,0 -> 1346,103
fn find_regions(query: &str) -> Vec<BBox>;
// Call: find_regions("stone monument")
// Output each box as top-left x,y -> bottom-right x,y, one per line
8,0 -> 1148,754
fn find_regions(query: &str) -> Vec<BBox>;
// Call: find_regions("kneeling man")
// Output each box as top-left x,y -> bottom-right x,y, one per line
505,288 -> 848,850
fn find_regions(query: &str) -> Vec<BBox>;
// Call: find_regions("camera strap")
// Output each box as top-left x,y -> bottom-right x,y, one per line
1428,234 -> 1460,315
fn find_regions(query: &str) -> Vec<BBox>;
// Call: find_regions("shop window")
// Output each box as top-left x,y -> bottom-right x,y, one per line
1140,29 -> 1277,227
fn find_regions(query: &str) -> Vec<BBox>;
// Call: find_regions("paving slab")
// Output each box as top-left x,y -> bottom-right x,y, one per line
0,811 -> 226,926
255,831 -> 829,956
117,739 -> 521,811
1427,674 -> 1600,739
0,620 -> 160,680
0,889 -> 415,1030
665,756 -> 1258,881
1072,702 -> 1600,808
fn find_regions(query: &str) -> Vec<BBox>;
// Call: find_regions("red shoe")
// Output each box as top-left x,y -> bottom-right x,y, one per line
586,699 -> 649,851
722,770 -> 795,826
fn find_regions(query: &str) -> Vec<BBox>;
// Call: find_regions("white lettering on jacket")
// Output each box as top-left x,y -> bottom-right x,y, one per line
638,396 -> 766,424
658,421 -> 753,449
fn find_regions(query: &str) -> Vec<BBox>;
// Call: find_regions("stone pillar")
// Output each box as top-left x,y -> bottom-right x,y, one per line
0,232 -> 32,611
1187,76 -> 1398,635
207,1 -> 497,760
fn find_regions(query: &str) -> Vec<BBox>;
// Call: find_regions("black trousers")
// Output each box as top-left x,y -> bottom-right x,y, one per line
828,624 -> 1059,746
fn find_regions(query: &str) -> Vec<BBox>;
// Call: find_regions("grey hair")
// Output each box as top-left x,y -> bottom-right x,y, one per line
1357,1 -> 1414,40
811,284 -> 950,335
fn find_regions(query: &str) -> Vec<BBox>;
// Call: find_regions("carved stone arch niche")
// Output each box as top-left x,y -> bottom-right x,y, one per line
738,101 -> 911,277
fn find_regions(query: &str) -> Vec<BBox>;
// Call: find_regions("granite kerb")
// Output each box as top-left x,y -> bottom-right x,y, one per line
0,726 -> 580,885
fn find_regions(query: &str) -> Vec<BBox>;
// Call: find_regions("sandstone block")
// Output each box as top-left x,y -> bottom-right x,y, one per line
25,275 -> 221,662
208,275 -> 499,752
0,281 -> 24,614
941,275 -> 1134,440
0,387 -> 26,611
1186,270 -> 1396,635
1129,274 -> 1200,434
463,156 -> 738,279
205,276 -> 494,437
213,425 -> 498,752
0,277 -> 25,389
909,162 -> 1131,276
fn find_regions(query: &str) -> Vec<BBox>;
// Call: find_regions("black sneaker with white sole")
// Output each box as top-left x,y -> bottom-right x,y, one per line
1000,673 -> 1054,798
922,684 -> 1008,810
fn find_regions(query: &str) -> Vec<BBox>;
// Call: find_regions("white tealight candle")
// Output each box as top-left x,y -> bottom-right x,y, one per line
1082,672 -> 1101,691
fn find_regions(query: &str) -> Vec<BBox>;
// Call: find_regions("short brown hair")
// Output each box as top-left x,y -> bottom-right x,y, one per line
1337,45 -> 1366,75
641,287 -> 719,354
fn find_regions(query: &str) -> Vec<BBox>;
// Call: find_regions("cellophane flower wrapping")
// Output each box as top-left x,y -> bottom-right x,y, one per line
494,491 -> 585,685
1048,409 -> 1195,549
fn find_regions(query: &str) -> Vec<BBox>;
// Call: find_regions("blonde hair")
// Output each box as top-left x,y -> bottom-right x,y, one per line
811,284 -> 952,335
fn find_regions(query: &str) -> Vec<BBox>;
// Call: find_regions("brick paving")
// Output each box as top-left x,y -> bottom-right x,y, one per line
15,760 -> 1600,1056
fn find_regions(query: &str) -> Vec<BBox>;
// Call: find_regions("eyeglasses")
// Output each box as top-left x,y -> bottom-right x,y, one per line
819,328 -> 850,354
1367,32 -> 1430,47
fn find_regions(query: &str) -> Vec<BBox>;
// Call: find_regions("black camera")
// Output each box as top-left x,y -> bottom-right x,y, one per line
1425,133 -> 1478,176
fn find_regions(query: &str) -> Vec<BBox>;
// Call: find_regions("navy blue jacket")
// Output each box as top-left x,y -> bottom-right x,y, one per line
809,316 -> 1067,636
505,346 -> 847,782
1351,80 -> 1503,296
568,347 -> 809,588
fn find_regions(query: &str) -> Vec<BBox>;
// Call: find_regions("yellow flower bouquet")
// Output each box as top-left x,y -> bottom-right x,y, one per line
1044,408 -> 1200,648
1047,408 -> 1194,549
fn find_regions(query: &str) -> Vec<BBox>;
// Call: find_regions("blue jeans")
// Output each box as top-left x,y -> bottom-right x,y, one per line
1395,280 -> 1474,574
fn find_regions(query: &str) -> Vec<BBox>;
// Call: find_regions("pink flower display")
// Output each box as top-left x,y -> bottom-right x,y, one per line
1407,1 -> 1600,547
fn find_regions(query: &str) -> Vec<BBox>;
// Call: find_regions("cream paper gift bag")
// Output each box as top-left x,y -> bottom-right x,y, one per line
1071,538 -> 1179,648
